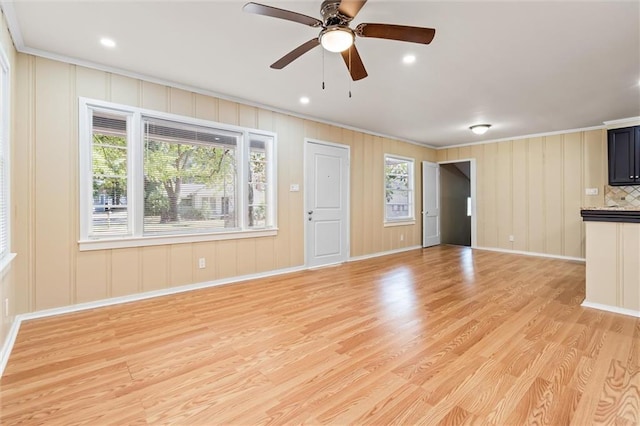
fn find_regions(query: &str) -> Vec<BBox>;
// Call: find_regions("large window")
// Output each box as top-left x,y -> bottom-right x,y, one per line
384,154 -> 414,223
80,98 -> 276,250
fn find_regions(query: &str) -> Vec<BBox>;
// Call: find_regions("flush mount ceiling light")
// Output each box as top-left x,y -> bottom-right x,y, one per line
299,96 -> 310,104
319,26 -> 354,53
470,124 -> 491,135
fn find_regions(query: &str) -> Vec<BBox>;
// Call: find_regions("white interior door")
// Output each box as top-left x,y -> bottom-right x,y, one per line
423,161 -> 440,247
305,141 -> 349,267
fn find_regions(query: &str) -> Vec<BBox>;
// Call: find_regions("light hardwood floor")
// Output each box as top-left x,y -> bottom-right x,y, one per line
1,245 -> 638,425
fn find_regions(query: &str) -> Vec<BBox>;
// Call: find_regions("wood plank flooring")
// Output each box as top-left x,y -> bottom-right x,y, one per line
1,245 -> 638,425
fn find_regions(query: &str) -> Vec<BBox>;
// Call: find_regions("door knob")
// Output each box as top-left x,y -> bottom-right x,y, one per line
308,210 -> 313,215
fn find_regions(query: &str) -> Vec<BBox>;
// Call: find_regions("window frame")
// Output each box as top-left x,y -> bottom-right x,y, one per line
79,98 -> 277,251
383,154 -> 415,225
0,42 -> 15,274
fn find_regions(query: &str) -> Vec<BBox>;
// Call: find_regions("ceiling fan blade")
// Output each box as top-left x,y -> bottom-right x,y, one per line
271,39 -> 320,69
340,44 -> 368,81
356,23 -> 436,44
338,0 -> 367,19
243,2 -> 323,27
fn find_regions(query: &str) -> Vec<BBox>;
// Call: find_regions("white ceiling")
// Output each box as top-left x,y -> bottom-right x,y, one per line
3,0 -> 639,147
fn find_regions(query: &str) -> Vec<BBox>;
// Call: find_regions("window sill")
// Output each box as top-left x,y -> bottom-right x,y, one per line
0,252 -> 16,277
384,220 -> 416,227
79,228 -> 278,251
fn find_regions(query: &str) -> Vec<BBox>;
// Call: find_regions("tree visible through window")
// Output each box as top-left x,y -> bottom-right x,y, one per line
248,136 -> 269,228
384,155 -> 414,222
81,99 -> 276,247
92,113 -> 128,236
142,118 -> 238,234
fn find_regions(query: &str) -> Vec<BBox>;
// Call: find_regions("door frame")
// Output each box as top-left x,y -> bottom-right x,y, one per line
437,158 -> 477,248
303,138 -> 351,267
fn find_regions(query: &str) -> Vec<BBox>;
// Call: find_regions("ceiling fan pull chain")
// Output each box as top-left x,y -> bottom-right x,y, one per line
322,48 -> 326,90
348,48 -> 352,98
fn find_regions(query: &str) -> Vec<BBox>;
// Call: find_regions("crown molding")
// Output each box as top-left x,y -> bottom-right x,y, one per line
434,125 -> 606,150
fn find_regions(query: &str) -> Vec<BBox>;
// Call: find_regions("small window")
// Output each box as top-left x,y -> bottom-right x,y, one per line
91,111 -> 130,237
384,155 -> 415,222
248,134 -> 273,228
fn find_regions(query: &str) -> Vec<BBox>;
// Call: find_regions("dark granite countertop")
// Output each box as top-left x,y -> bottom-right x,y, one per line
581,207 -> 640,223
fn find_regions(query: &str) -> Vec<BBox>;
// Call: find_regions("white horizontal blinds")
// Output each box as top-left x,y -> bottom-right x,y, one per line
0,60 -> 7,260
91,111 -> 129,236
142,117 -> 240,235
248,134 -> 272,228
385,156 -> 413,220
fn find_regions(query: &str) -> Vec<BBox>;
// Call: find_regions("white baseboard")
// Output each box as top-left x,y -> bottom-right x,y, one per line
0,243 -> 596,377
581,301 -> 640,318
0,317 -> 20,378
474,246 -> 585,262
0,264 -> 307,377
0,245 -> 425,377
348,245 -> 422,262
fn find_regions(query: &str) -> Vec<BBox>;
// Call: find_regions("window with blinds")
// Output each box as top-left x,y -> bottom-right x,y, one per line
79,98 -> 277,249
91,112 -> 129,237
248,133 -> 273,228
142,117 -> 240,234
384,154 -> 415,222
0,48 -> 10,265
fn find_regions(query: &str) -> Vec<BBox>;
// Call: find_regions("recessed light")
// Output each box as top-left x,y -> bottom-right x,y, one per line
402,54 -> 416,65
100,38 -> 116,48
300,96 -> 310,105
470,124 -> 491,135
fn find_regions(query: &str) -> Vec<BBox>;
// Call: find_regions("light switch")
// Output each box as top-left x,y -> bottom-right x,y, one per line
290,184 -> 300,192
585,188 -> 598,195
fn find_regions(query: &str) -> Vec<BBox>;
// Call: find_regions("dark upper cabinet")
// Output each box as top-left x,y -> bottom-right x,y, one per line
608,126 -> 640,186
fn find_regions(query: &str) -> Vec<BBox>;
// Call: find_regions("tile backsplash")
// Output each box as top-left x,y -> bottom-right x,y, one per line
605,185 -> 640,207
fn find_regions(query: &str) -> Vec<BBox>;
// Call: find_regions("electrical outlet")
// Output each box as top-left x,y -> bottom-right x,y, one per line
509,235 -> 515,242
585,188 -> 599,196
198,258 -> 206,269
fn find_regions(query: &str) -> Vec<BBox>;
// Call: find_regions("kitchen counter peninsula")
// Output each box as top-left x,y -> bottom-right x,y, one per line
580,206 -> 640,317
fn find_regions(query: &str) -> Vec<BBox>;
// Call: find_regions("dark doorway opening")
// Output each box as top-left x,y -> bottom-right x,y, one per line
440,162 -> 471,247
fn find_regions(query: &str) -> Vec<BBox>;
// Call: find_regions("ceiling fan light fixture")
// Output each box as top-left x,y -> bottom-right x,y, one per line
470,124 -> 491,135
320,26 -> 354,53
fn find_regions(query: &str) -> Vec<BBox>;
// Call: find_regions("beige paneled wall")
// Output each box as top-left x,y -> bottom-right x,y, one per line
0,10 -> 17,355
11,55 -> 436,314
437,130 -> 606,258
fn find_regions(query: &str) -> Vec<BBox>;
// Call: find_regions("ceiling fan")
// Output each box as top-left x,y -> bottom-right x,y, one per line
243,0 -> 436,81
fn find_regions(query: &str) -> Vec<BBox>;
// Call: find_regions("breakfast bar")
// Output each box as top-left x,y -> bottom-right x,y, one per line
580,207 -> 640,317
